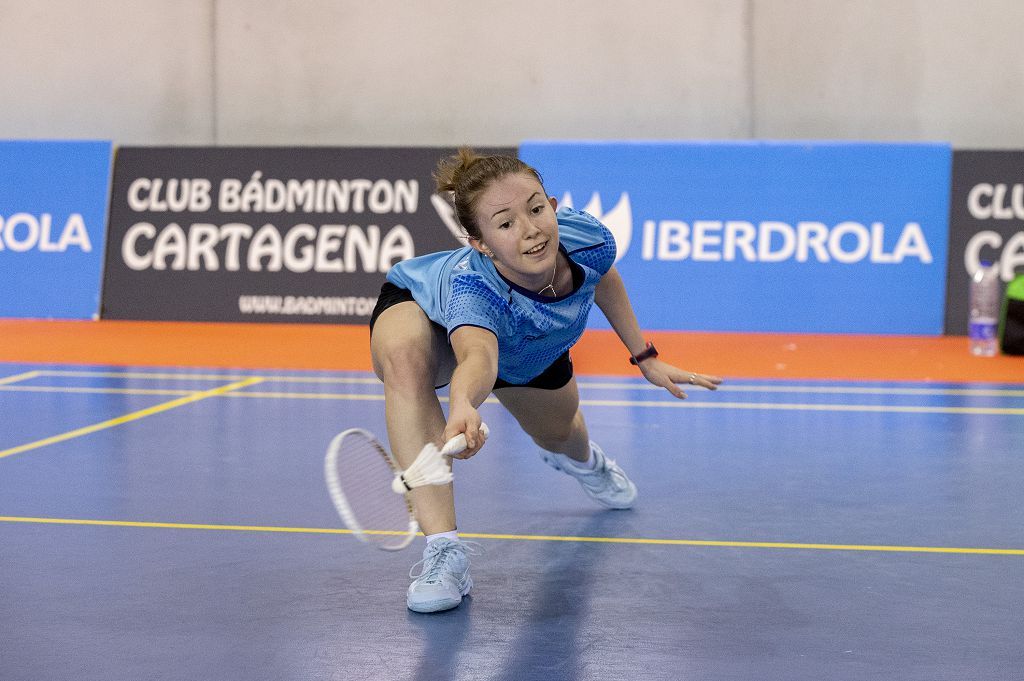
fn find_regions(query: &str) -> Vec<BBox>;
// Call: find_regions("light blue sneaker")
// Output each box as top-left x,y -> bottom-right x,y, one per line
540,441 -> 637,509
406,538 -> 477,613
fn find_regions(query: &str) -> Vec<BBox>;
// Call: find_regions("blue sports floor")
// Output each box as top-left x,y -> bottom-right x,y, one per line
1,363 -> 1023,680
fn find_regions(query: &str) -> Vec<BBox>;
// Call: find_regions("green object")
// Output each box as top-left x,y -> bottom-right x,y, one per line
1000,273 -> 1024,355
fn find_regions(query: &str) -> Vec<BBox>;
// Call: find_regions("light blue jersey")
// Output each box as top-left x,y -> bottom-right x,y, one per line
386,207 -> 617,384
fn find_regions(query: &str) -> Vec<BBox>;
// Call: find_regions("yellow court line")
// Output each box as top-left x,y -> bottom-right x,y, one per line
459,532 -> 1024,556
0,515 -> 1021,556
0,370 -> 42,386
28,370 -> 1024,396
0,377 -> 264,460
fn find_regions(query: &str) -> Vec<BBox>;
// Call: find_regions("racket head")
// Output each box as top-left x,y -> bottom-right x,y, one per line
324,428 -> 418,551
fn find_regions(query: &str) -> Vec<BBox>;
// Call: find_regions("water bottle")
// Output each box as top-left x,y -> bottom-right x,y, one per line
968,261 -> 1000,357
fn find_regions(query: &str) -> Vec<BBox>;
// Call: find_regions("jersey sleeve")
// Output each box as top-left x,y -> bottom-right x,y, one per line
444,273 -> 508,339
557,207 -> 618,276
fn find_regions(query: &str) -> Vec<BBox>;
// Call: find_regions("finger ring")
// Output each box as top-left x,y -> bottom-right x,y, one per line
689,374 -> 696,384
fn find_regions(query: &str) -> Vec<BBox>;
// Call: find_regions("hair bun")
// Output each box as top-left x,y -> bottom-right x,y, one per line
432,148 -> 545,240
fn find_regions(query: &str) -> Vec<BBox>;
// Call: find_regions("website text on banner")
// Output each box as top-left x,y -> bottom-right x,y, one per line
944,150 -> 1024,335
518,141 -> 952,335
102,147 -> 512,324
0,140 -> 112,319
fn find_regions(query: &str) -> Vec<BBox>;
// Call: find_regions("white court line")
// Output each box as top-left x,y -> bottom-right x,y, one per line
2,383 -> 1023,416
28,369 -> 381,384
16,369 -> 1024,397
579,382 -> 1024,398
0,385 -> 194,397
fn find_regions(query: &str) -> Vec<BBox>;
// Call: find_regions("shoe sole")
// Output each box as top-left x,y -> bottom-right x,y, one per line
407,577 -> 472,614
584,487 -> 637,509
407,597 -> 462,613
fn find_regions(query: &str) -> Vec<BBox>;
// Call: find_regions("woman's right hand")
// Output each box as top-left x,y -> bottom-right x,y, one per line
443,402 -> 487,459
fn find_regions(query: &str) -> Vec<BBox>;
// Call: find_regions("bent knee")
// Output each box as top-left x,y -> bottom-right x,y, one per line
527,410 -> 584,448
369,302 -> 452,386
372,339 -> 439,389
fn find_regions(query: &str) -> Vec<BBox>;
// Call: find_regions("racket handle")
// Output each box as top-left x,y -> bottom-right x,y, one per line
390,424 -> 489,494
439,422 -> 490,456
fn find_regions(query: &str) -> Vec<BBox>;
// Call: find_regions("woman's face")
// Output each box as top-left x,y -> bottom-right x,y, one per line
471,172 -> 559,292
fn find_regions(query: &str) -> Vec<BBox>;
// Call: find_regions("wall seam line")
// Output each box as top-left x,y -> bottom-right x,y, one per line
746,0 -> 757,138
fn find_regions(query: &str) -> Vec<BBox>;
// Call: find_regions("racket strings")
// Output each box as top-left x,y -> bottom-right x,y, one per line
330,433 -> 414,549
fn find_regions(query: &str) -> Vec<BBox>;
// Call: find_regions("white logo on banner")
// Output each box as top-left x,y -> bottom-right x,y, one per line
430,194 -> 469,245
963,182 -> 1024,281
555,191 -> 932,266
963,230 -> 1024,282
0,213 -> 92,253
967,183 -> 1024,220
120,222 -> 413,273
639,219 -> 932,264
121,175 -> 422,273
560,192 -> 633,263
431,189 -> 932,267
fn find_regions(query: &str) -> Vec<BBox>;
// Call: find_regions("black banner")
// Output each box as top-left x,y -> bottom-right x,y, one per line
101,147 -> 513,323
944,150 -> 1024,334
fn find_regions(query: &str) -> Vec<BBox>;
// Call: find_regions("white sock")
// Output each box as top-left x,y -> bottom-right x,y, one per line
425,530 -> 459,544
548,448 -> 597,471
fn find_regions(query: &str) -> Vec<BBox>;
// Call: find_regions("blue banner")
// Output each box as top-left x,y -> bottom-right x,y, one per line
519,141 -> 952,335
0,140 -> 112,319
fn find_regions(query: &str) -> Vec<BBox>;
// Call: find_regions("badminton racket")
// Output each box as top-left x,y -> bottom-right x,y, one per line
324,424 -> 489,551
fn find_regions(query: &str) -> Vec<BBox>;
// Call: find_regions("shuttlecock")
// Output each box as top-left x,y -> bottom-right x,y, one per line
391,442 -> 453,494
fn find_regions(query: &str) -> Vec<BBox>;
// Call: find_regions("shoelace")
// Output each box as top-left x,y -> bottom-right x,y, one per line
605,464 -> 629,490
583,457 -> 630,490
409,540 -> 483,582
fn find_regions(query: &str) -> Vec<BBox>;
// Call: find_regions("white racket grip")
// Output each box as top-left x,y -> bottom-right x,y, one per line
390,423 -> 489,494
439,422 -> 490,456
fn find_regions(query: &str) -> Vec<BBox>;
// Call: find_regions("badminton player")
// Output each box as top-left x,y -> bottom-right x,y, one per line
368,149 -> 722,612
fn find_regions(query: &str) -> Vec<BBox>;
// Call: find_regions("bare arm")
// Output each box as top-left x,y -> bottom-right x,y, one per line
445,325 -> 499,457
593,265 -> 648,358
594,265 -> 722,398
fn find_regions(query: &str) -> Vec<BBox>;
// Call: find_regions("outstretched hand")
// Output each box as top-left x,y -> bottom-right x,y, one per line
638,358 -> 723,399
443,404 -> 487,459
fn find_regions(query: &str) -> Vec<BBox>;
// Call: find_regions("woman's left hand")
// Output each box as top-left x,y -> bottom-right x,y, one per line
638,358 -> 723,399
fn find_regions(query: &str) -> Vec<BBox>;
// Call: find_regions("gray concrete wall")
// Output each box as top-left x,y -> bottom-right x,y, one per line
1,0 -> 1021,147
753,0 -> 1024,146
0,1 -> 214,143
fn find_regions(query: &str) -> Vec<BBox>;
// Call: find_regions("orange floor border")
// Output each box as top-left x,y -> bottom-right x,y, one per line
0,319 -> 1022,383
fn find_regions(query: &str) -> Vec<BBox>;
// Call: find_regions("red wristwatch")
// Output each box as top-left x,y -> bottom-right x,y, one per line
629,342 -> 659,365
